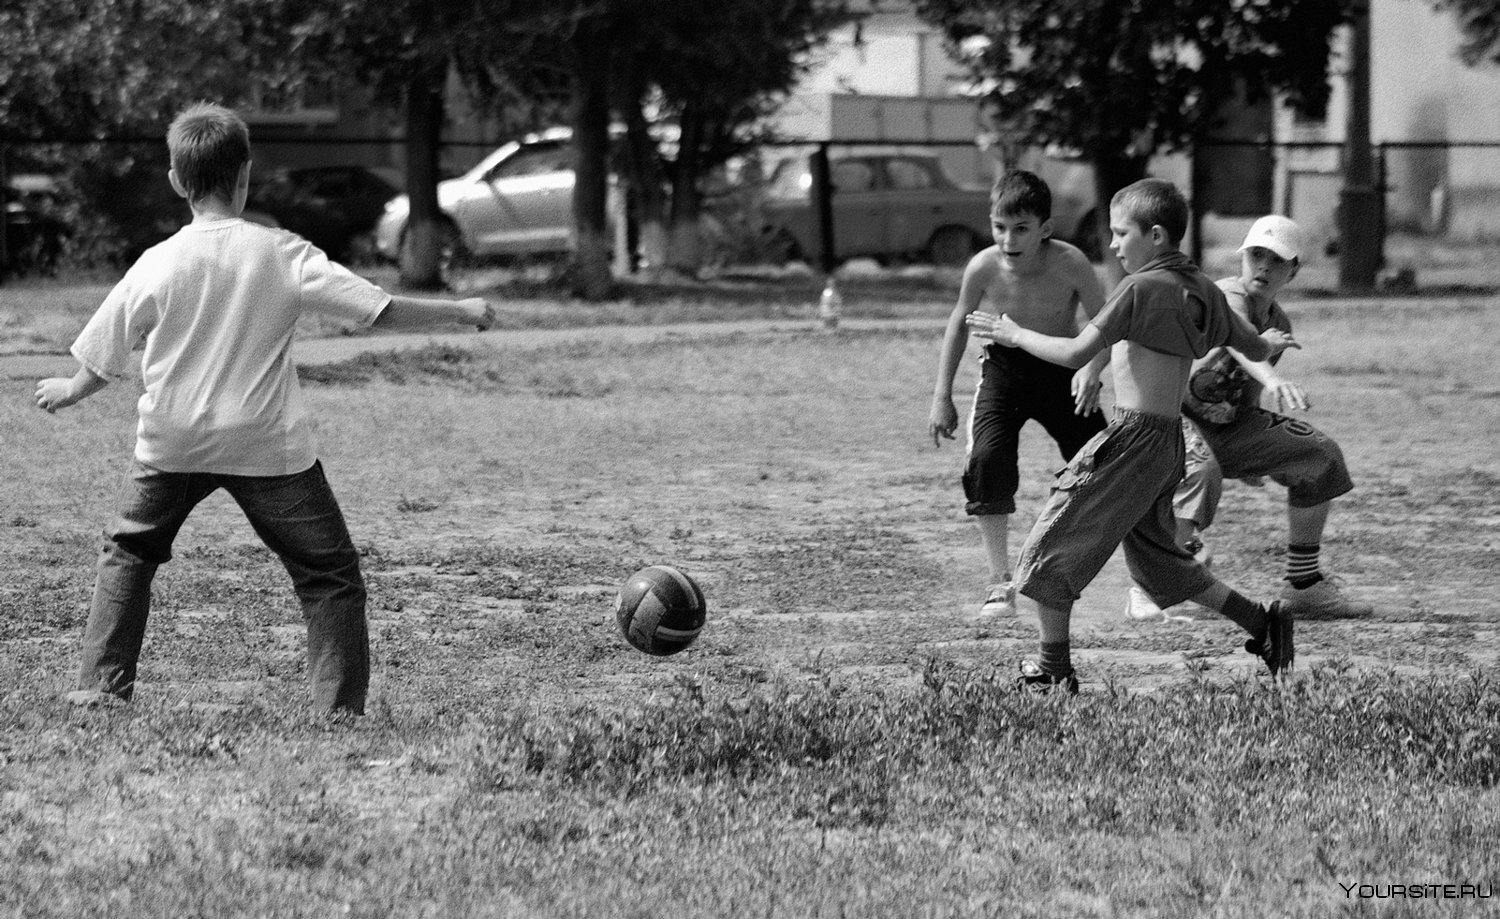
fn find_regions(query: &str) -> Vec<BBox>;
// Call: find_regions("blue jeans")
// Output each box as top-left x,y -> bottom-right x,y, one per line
78,460 -> 368,713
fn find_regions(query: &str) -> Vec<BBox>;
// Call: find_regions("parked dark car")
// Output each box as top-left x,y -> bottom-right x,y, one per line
2,174 -> 70,276
249,165 -> 402,262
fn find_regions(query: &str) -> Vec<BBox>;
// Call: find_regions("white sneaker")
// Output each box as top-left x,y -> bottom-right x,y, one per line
64,689 -> 127,708
1124,585 -> 1196,623
1279,576 -> 1373,620
980,581 -> 1016,616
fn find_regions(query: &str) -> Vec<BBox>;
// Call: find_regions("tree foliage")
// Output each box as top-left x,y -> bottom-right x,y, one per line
915,0 -> 1355,256
1,0 -> 854,290
916,0 -> 1353,154
0,0 -> 313,138
1430,0 -> 1500,64
611,0 -> 855,274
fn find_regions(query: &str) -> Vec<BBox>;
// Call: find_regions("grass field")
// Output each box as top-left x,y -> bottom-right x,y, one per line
2,273 -> 1499,917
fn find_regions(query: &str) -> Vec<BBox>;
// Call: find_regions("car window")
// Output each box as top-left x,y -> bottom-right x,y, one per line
767,159 -> 811,198
488,146 -> 572,181
832,161 -> 875,193
885,158 -> 936,191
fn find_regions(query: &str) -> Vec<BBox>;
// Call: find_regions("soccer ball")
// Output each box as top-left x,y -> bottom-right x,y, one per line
615,565 -> 707,656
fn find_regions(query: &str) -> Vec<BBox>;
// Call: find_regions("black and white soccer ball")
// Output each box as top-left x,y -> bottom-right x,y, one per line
614,565 -> 707,656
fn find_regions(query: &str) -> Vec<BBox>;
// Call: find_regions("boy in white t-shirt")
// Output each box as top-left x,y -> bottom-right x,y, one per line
34,102 -> 495,714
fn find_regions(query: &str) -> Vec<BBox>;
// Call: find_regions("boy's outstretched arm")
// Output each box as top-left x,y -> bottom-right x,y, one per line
36,366 -> 109,413
1224,307 -> 1298,362
1223,348 -> 1311,411
928,258 -> 991,446
967,311 -> 1107,370
372,295 -> 496,331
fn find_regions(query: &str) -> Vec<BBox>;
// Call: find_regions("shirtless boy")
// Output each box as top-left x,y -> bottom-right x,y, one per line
929,170 -> 1109,616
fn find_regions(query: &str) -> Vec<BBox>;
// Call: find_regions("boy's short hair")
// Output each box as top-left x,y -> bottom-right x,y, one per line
991,169 -> 1052,221
167,102 -> 250,204
1110,178 -> 1188,246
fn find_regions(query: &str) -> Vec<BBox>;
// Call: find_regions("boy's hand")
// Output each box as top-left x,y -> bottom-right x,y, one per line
965,311 -> 1022,346
36,377 -> 80,413
1260,328 -> 1299,358
1071,367 -> 1103,415
1266,379 -> 1310,412
929,397 -> 958,447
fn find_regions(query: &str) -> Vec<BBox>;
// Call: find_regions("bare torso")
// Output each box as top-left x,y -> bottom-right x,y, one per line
977,241 -> 1089,336
1109,340 -> 1192,417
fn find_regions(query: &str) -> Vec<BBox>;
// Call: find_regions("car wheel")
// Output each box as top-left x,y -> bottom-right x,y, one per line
927,226 -> 980,267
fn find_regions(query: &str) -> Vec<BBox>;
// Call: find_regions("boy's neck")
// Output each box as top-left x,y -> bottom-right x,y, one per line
190,194 -> 241,224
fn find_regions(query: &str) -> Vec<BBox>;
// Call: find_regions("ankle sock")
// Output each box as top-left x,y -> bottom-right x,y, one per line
1220,590 -> 1269,634
1286,543 -> 1322,589
1039,641 -> 1072,678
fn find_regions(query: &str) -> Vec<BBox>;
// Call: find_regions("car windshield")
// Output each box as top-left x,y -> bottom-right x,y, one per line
487,145 -> 571,181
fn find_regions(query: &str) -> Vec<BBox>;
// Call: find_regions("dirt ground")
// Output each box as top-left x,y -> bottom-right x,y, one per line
5,296 -> 1499,711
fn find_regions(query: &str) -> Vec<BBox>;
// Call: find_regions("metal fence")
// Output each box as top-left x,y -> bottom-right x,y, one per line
5,133 -> 1499,281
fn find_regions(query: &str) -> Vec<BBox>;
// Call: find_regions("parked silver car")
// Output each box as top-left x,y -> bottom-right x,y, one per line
374,129 -> 576,263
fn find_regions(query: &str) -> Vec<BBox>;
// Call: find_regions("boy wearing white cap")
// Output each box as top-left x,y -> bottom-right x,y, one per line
1125,215 -> 1372,621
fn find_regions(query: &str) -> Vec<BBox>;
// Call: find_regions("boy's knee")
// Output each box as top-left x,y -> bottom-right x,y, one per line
99,533 -> 171,567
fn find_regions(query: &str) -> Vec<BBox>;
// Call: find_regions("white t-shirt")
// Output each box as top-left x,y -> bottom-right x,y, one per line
72,218 -> 390,476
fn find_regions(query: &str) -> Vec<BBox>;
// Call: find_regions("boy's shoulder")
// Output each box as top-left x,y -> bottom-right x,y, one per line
1128,259 -> 1222,300
1039,237 -> 1094,276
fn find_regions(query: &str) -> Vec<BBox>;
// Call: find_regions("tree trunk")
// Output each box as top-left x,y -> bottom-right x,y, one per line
665,102 -> 705,274
1089,148 -> 1149,287
399,62 -> 448,291
567,25 -> 614,300
621,94 -> 669,278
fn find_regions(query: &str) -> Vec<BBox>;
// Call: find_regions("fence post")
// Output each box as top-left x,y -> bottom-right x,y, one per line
0,143 -> 9,285
1338,0 -> 1380,290
810,143 -> 836,274
1189,141 -> 1205,265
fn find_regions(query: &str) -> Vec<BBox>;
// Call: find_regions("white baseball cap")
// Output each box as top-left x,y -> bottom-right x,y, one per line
1238,215 -> 1303,261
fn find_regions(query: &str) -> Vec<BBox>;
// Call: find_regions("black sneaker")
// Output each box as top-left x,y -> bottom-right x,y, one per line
1015,659 -> 1079,695
1244,600 -> 1294,677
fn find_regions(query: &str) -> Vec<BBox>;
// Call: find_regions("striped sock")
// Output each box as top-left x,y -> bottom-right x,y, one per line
1039,640 -> 1072,678
1220,590 -> 1269,635
1286,543 -> 1322,589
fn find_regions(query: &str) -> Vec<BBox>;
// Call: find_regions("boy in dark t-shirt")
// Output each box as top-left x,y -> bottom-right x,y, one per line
967,179 -> 1298,692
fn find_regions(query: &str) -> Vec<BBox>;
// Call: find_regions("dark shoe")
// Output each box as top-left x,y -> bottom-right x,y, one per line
1015,659 -> 1079,695
1244,600 -> 1294,677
